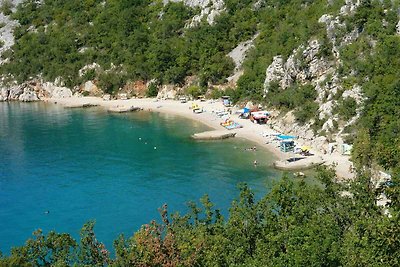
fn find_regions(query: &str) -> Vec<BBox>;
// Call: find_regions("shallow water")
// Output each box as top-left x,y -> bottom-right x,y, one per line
0,102 -> 281,253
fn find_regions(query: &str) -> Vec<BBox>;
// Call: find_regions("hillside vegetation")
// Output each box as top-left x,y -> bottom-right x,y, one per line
0,0 -> 398,174
0,0 -> 399,265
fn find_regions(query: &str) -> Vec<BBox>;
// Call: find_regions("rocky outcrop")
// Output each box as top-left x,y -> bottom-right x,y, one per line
157,84 -> 178,99
0,88 -> 9,101
396,20 -> 400,35
342,84 -> 364,104
39,82 -> 72,98
264,40 -> 332,93
269,110 -> 330,152
81,81 -> 102,96
164,0 -> 225,26
0,81 -> 75,101
78,63 -> 101,77
264,56 -> 286,92
339,0 -> 360,16
19,87 -> 39,102
122,80 -> 148,98
8,85 -> 23,100
0,0 -> 26,61
227,34 -> 258,83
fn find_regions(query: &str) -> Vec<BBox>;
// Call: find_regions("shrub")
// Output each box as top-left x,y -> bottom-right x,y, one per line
0,0 -> 14,15
337,98 -> 357,120
186,85 -> 203,99
97,72 -> 125,94
295,101 -> 319,124
146,83 -> 159,97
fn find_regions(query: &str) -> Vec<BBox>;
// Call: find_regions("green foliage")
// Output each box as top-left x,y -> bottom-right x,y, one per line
185,85 -> 203,98
0,0 -> 14,15
2,168 -> 399,266
78,221 -> 110,266
1,0 -> 242,90
296,101 -> 319,124
97,72 -> 126,94
343,34 -> 400,171
3,229 -> 77,266
208,87 -> 224,99
336,97 -> 358,120
265,83 -> 318,124
0,0 -> 397,186
146,82 -> 159,97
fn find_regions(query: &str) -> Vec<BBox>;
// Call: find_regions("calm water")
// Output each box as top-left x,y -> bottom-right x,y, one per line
0,102 -> 281,253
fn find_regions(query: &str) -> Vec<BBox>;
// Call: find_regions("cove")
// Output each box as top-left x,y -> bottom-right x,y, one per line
0,102 -> 281,253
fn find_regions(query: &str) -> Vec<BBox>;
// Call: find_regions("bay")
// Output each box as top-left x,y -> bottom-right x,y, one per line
0,102 -> 281,253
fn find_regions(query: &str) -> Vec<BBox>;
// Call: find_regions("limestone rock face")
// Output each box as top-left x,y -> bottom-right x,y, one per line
157,85 -> 177,99
318,100 -> 336,120
0,88 -> 9,101
0,13 -> 19,55
322,118 -> 335,132
339,0 -> 360,16
342,84 -> 364,104
264,56 -> 286,92
78,63 -> 101,77
41,82 -> 73,98
264,40 -> 331,93
8,85 -> 23,100
83,81 -> 97,92
227,34 -> 258,83
51,87 -> 73,98
19,87 -> 39,102
81,81 -> 102,95
122,80 -> 148,98
164,0 -> 225,26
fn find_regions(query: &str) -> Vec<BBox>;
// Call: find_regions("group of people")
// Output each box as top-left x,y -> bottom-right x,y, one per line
245,146 -> 257,151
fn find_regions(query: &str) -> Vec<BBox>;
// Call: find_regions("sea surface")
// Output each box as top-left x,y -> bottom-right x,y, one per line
0,102 -> 281,254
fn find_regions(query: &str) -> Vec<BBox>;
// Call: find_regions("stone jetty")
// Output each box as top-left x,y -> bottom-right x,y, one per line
192,130 -> 236,140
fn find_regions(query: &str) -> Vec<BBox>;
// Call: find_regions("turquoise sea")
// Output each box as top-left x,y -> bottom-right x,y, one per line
0,102 -> 281,254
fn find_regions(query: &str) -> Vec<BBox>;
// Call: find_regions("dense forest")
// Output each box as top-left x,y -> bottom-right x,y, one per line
0,0 -> 399,265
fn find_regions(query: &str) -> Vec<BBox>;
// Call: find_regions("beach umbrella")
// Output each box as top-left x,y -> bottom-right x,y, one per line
301,146 -> 311,151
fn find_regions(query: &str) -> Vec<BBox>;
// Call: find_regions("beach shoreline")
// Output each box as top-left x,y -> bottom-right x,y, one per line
45,96 -> 354,180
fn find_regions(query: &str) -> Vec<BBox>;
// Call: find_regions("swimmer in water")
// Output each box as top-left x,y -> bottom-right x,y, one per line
44,210 -> 50,214
254,160 -> 258,166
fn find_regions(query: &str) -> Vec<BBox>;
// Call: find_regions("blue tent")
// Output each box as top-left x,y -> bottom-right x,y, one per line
277,134 -> 296,140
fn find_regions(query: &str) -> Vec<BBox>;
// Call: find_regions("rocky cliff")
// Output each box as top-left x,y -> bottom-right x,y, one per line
261,0 -> 372,148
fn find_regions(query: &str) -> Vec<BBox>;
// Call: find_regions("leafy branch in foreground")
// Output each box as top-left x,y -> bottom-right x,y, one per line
0,167 -> 399,266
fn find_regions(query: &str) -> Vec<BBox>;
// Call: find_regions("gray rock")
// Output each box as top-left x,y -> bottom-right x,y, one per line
339,0 -> 360,16
264,56 -> 286,92
8,85 -> 23,100
318,100 -> 336,120
51,87 -> 73,98
157,85 -> 177,99
264,40 -> 332,94
342,84 -> 365,104
0,88 -> 9,101
227,33 -> 258,83
83,81 -> 97,92
19,88 -> 39,102
41,82 -> 73,98
164,0 -> 225,26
